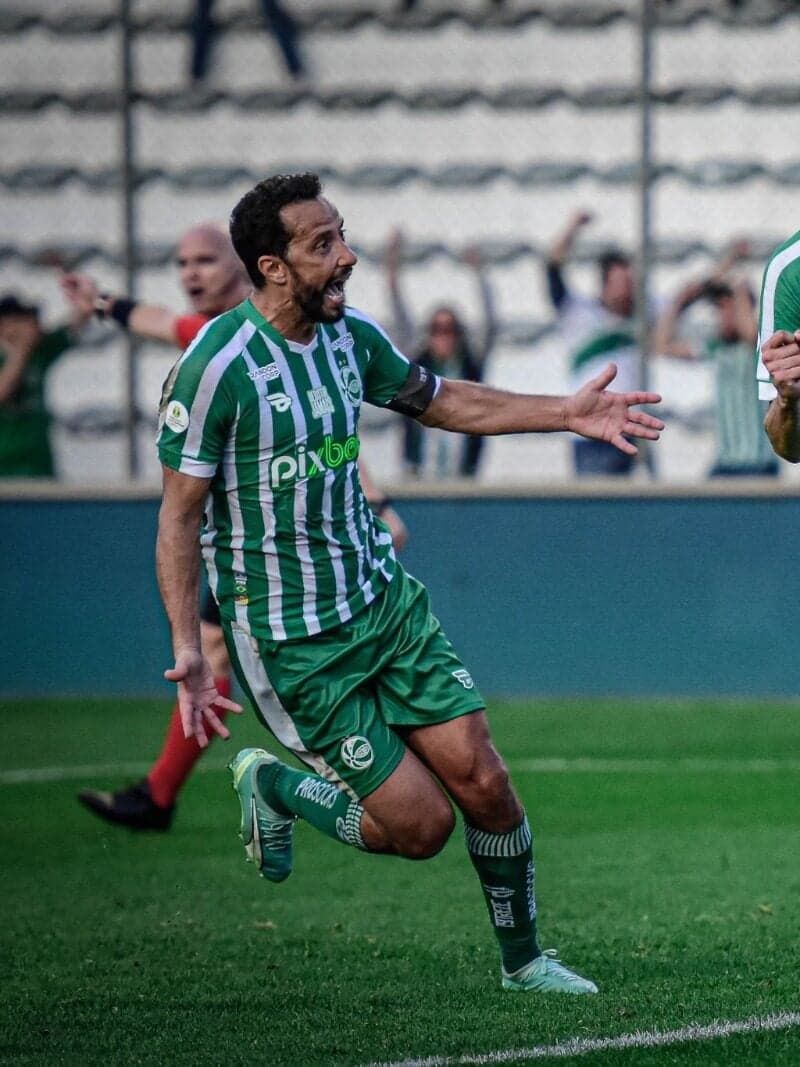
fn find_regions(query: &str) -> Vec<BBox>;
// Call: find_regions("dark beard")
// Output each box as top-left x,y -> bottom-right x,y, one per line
288,267 -> 344,324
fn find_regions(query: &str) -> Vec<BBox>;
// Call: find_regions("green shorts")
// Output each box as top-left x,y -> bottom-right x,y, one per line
223,566 -> 485,799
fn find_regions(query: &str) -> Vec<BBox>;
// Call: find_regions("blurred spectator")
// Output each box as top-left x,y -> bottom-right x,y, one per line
654,240 -> 777,478
385,230 -> 497,479
190,0 -> 305,83
0,293 -> 92,478
545,211 -> 640,476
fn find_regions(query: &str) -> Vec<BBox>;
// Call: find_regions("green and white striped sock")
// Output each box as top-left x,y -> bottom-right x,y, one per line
258,762 -> 368,850
465,815 -> 541,973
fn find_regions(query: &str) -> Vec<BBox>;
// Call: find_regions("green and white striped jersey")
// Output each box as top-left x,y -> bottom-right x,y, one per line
757,229 -> 800,401
157,299 -> 432,642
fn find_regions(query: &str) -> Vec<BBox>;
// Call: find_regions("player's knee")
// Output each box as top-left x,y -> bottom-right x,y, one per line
396,804 -> 455,860
458,756 -> 512,805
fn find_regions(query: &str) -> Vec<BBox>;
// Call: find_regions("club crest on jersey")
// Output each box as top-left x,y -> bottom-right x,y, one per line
340,366 -> 362,406
331,332 -> 354,353
248,363 -> 280,383
307,385 -> 335,419
267,392 -> 292,413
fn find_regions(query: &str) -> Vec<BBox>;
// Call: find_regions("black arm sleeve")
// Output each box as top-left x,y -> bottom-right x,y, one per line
546,262 -> 569,310
385,362 -> 438,418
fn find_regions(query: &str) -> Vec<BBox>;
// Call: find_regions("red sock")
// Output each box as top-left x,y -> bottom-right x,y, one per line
148,676 -> 232,808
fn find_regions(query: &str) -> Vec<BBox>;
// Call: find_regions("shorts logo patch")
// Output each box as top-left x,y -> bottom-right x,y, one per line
165,400 -> 190,433
340,735 -> 374,771
452,669 -> 474,689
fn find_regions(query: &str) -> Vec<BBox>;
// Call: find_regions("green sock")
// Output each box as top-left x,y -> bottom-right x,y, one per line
465,815 -> 541,974
257,761 -> 367,850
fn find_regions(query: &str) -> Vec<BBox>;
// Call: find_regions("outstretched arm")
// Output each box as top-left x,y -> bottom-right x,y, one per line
61,272 -> 182,344
156,465 -> 242,746
419,363 -> 663,456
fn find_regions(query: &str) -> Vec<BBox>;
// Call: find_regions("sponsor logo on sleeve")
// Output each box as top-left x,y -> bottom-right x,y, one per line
452,669 -> 475,689
165,400 -> 190,434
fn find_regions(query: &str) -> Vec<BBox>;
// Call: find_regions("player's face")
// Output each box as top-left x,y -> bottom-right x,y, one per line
602,263 -> 635,318
280,198 -> 357,323
176,229 -> 244,316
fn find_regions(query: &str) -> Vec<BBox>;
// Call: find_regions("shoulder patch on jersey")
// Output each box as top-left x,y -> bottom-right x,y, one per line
165,400 -> 190,433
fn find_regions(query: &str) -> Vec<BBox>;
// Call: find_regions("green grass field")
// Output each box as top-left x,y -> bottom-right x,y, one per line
2,696 -> 799,1066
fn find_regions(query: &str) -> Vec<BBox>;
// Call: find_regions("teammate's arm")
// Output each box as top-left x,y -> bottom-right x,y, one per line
418,363 -> 663,456
762,330 -> 800,461
156,465 -> 242,746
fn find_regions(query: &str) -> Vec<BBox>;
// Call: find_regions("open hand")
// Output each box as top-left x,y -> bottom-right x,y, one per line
564,363 -> 664,455
164,647 -> 243,748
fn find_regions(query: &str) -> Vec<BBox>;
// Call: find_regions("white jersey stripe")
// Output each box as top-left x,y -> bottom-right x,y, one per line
240,342 -> 285,640
228,622 -> 360,800
757,234 -> 800,398
182,320 -> 255,461
259,332 -> 321,636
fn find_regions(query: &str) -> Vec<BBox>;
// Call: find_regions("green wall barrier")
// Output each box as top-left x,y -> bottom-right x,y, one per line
2,492 -> 796,698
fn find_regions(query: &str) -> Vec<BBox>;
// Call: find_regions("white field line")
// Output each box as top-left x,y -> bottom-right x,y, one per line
0,759 -> 228,785
508,756 -> 800,774
2,755 -> 800,787
363,1011 -> 800,1067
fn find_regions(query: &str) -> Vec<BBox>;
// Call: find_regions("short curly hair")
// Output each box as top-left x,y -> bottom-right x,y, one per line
230,172 -> 322,288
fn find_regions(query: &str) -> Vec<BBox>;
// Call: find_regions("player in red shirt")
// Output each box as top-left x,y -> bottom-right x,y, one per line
63,224 -> 406,830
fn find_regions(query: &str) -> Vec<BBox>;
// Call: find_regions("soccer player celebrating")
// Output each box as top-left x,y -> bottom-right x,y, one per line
156,173 -> 663,994
63,224 -> 406,829
757,229 -> 800,460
